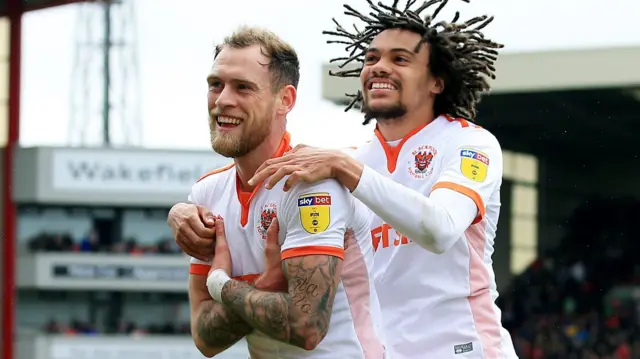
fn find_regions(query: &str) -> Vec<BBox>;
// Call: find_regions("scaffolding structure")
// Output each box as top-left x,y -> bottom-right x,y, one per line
68,0 -> 141,147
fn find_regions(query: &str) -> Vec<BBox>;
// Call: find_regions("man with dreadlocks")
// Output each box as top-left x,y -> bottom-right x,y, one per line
246,1 -> 519,358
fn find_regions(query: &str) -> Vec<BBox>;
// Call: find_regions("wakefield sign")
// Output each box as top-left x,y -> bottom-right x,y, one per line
12,146 -> 231,207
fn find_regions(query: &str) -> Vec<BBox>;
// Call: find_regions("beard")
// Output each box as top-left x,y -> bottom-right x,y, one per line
209,112 -> 272,158
362,100 -> 408,123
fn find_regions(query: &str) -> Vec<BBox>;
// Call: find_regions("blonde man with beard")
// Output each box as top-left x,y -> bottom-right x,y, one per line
167,26 -> 386,359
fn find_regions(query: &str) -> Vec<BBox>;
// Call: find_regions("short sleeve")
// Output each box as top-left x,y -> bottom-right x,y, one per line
187,181 -> 211,275
187,181 -> 205,205
189,257 -> 211,276
432,128 -> 503,224
278,179 -> 351,261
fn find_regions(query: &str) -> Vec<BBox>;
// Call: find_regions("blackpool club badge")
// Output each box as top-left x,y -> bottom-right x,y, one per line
408,145 -> 437,179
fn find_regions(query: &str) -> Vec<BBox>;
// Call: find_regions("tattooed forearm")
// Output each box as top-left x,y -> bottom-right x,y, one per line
221,255 -> 342,350
196,299 -> 253,349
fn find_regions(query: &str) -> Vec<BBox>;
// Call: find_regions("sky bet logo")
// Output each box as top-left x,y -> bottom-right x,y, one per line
460,149 -> 490,165
298,193 -> 332,207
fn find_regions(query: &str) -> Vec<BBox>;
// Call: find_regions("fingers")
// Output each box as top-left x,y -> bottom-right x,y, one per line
283,171 -> 303,192
265,165 -> 300,190
266,218 -> 280,247
197,206 -> 216,228
265,218 -> 282,262
187,214 -> 216,238
175,218 -> 214,261
248,166 -> 277,187
254,157 -> 278,175
251,158 -> 286,186
290,144 -> 310,153
343,228 -> 355,251
176,228 -> 208,261
214,218 -> 228,251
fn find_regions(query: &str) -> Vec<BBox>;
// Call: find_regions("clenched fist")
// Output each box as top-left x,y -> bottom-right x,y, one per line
167,203 -> 216,261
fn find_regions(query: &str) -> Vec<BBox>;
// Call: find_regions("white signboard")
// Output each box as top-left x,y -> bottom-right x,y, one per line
52,149 -> 229,193
21,335 -> 249,359
17,253 -> 191,292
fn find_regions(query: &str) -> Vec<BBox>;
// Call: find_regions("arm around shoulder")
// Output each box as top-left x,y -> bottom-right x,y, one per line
350,128 -> 500,254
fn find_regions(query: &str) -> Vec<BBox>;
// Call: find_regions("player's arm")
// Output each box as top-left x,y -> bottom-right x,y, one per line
188,263 -> 253,358
185,181 -> 252,358
213,181 -> 347,350
336,128 -> 502,254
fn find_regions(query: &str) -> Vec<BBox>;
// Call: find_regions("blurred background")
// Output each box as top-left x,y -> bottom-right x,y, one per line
0,0 -> 639,358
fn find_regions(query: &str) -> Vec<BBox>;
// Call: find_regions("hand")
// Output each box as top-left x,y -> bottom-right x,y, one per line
210,218 -> 232,275
343,228 -> 355,251
167,203 -> 216,261
249,145 -> 345,191
254,219 -> 288,292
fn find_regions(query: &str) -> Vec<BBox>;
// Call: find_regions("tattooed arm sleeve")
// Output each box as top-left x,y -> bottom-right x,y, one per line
220,254 -> 343,350
188,273 -> 252,357
220,179 -> 351,350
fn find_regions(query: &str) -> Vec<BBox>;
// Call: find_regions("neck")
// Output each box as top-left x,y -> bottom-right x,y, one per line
235,130 -> 286,192
376,107 -> 436,141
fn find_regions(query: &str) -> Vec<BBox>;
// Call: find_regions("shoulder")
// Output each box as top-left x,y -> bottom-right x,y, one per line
443,116 -> 501,152
194,163 -> 234,187
280,179 -> 352,218
189,163 -> 235,204
197,163 -> 235,183
341,140 -> 374,161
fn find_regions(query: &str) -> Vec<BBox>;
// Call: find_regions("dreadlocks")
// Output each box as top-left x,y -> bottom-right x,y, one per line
323,0 -> 503,124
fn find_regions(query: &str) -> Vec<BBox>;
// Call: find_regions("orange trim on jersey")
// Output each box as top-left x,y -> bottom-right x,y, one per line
232,273 -> 261,285
189,265 -> 261,285
374,123 -> 427,173
432,181 -> 486,224
197,163 -> 235,183
190,263 -> 210,276
236,132 -> 292,227
444,114 -> 481,129
281,245 -> 345,260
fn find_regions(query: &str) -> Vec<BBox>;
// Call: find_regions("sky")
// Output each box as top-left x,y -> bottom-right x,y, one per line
18,0 -> 640,151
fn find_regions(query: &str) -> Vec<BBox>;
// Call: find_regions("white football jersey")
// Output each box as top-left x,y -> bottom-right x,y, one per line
189,133 -> 387,359
354,116 -> 518,359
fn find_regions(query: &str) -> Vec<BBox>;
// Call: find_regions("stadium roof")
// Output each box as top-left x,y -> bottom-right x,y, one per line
322,46 -> 640,101
321,46 -> 640,158
0,0 -> 88,16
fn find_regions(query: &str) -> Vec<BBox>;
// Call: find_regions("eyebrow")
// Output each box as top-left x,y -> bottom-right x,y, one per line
206,74 -> 259,88
366,47 -> 415,56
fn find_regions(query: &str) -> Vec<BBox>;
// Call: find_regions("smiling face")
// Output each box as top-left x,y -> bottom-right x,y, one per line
360,28 -> 443,123
207,44 -> 278,158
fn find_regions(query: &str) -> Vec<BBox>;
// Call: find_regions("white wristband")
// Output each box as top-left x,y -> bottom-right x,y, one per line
206,268 -> 231,302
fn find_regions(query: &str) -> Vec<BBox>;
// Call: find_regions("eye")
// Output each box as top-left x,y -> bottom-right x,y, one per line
209,81 -> 222,91
237,83 -> 250,91
395,56 -> 408,63
364,54 -> 378,63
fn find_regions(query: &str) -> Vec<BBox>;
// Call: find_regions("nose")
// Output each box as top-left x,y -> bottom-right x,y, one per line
214,86 -> 238,109
370,58 -> 392,78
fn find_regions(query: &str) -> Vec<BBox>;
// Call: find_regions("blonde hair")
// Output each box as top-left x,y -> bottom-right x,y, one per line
215,26 -> 300,91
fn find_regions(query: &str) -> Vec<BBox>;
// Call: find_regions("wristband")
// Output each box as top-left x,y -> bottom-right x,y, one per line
206,268 -> 231,302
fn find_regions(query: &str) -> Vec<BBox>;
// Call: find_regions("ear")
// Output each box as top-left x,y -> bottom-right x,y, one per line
431,76 -> 444,95
276,85 -> 297,117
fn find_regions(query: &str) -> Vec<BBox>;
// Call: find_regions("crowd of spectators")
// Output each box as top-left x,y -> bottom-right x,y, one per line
500,197 -> 640,359
43,319 -> 190,335
26,229 -> 180,254
28,198 -> 640,359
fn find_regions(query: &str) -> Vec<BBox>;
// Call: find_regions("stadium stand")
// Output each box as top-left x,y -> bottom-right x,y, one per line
501,198 -> 640,358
